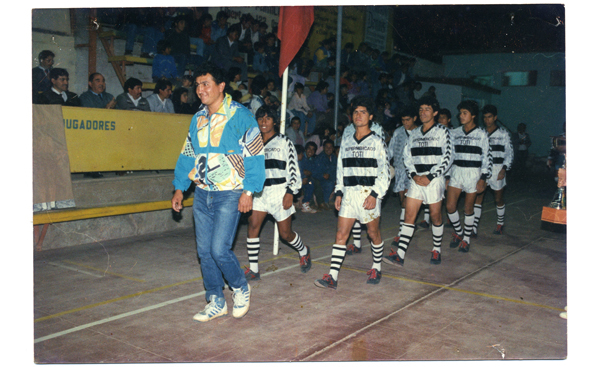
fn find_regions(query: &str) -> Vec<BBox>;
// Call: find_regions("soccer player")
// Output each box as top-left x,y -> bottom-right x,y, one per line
388,106 -> 420,250
446,100 -> 492,252
473,105 -> 514,236
383,96 -> 453,266
315,96 -> 390,289
244,106 -> 311,281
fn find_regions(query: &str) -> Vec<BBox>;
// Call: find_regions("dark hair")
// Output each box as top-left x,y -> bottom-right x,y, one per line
216,10 -> 229,20
49,68 -> 68,80
350,95 -> 376,116
154,79 -> 172,94
305,141 -> 318,151
254,41 -> 265,51
251,76 -> 267,95
323,139 -> 335,148
291,116 -> 301,123
227,24 -> 241,37
457,100 -> 479,118
438,108 -> 452,127
295,144 -> 305,155
157,40 -> 171,55
123,77 -> 143,92
417,95 -> 440,113
38,50 -> 55,62
316,81 -> 329,92
199,13 -> 213,24
226,67 -> 242,82
88,72 -> 102,83
194,62 -> 226,85
482,104 -> 498,116
172,87 -> 188,112
294,82 -> 304,92
399,105 -> 418,119
255,105 -> 278,124
231,90 -> 242,102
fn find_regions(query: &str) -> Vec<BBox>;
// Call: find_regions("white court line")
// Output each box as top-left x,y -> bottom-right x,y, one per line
35,255 -> 331,344
47,262 -> 103,278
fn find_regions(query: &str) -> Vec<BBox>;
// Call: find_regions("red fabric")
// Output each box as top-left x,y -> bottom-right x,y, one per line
277,6 -> 314,77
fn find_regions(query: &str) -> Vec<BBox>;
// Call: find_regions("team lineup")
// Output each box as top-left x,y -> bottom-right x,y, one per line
171,65 -> 514,321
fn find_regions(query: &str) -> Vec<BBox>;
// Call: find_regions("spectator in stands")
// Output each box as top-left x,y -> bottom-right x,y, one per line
213,24 -> 248,82
36,68 -> 81,106
148,79 -> 175,113
32,50 -> 54,102
257,21 -> 268,42
252,41 -> 269,75
263,33 -> 279,76
307,81 -> 331,127
172,87 -> 195,114
301,141 -> 321,209
181,75 -> 200,110
139,8 -> 167,58
237,13 -> 254,56
196,13 -> 215,59
341,42 -> 354,69
313,37 -> 335,71
288,82 -> 316,136
152,40 -> 178,82
294,144 -> 317,213
115,77 -> 151,111
249,76 -> 268,115
80,72 -> 116,109
307,124 -> 335,155
250,18 -> 261,46
286,116 -> 306,146
165,15 -> 196,79
211,10 -> 229,43
188,8 -> 210,59
121,8 -> 145,56
313,139 -> 337,209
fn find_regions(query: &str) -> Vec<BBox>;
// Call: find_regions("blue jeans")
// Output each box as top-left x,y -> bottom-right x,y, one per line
302,179 -> 315,204
193,187 -> 247,301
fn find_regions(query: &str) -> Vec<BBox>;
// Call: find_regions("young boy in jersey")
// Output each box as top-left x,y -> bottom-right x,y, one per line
315,96 -> 390,289
446,100 -> 492,253
244,106 -> 311,281
383,96 -> 453,266
473,104 -> 514,236
388,106 -> 420,250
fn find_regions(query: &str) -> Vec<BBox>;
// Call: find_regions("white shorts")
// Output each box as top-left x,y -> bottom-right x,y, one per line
392,165 -> 412,193
448,167 -> 481,194
253,186 -> 295,222
338,188 -> 381,224
406,176 -> 446,205
487,166 -> 507,191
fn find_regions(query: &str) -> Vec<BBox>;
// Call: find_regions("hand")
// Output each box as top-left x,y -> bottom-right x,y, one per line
323,173 -> 330,180
171,190 -> 184,212
302,178 -> 309,185
106,98 -> 117,109
414,175 -> 431,187
476,179 -> 486,194
335,196 -> 342,211
282,193 -> 293,210
497,168 -> 506,181
307,111 -> 313,118
238,193 -> 253,213
363,195 -> 377,210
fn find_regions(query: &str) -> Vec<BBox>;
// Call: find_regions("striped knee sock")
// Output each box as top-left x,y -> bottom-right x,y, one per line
432,223 -> 443,253
352,221 -> 362,248
247,237 -> 260,273
473,204 -> 482,234
424,206 -> 430,224
396,208 -> 406,236
463,213 -> 474,244
329,244 -> 347,281
496,205 -> 506,225
371,242 -> 384,271
447,210 -> 463,237
288,232 -> 307,257
397,223 -> 415,259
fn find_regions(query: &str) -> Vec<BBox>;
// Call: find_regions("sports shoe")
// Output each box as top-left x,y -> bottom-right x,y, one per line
382,250 -> 405,267
430,250 -> 441,265
345,244 -> 362,255
493,224 -> 504,235
471,230 -> 478,239
418,220 -> 430,229
366,268 -> 382,284
301,202 -> 317,213
193,295 -> 227,322
300,246 -> 312,273
314,274 -> 337,289
244,267 -> 261,281
449,233 -> 462,248
231,284 -> 251,318
458,240 -> 470,253
390,236 -> 400,250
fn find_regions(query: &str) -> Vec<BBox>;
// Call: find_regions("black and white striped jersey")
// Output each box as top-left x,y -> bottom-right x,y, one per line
260,133 -> 301,195
335,131 -> 390,199
450,126 -> 493,179
403,123 -> 453,180
487,126 -> 514,171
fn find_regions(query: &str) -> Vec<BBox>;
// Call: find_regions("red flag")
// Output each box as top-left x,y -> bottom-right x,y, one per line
277,6 -> 314,77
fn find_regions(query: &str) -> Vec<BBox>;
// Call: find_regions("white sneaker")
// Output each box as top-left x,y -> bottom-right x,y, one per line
193,295 -> 227,322
232,284 -> 251,319
301,202 -> 317,213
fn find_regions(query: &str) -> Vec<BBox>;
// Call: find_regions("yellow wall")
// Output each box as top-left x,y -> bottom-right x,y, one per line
61,107 -> 193,172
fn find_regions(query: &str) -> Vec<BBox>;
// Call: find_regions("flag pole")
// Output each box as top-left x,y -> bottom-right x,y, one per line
273,66 -> 290,255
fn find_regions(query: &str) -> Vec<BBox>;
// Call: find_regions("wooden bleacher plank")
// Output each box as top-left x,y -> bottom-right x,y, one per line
33,198 -> 194,225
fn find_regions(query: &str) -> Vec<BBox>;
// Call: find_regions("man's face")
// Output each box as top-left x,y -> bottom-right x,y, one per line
352,106 -> 373,128
228,30 -> 240,42
459,109 -> 475,126
158,85 -> 173,100
40,56 -> 54,69
305,145 -> 316,158
401,116 -> 417,130
196,74 -> 225,108
52,75 -> 69,92
218,17 -> 228,27
257,115 -> 275,135
176,20 -> 186,32
438,114 -> 450,127
419,104 -> 438,125
323,143 -> 334,157
483,113 -> 497,129
128,85 -> 142,99
291,119 -> 301,131
88,74 -> 106,94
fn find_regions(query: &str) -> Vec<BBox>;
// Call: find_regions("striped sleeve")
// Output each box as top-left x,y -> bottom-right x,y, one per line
285,136 -> 301,195
428,126 -> 453,180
